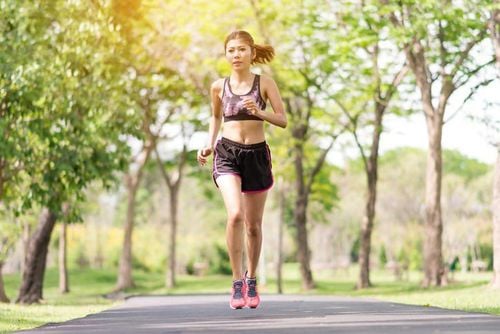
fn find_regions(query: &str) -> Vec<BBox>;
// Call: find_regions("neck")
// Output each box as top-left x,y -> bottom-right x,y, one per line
230,70 -> 253,82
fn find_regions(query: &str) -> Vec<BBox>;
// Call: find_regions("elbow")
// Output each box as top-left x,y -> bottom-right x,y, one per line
280,116 -> 288,129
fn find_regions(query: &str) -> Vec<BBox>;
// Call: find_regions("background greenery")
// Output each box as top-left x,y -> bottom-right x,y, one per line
0,0 -> 498,332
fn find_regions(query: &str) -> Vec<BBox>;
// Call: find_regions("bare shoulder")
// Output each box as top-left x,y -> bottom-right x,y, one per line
259,74 -> 278,89
211,78 -> 225,94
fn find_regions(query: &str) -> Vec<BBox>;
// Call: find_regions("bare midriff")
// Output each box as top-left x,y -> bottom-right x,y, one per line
222,120 -> 266,144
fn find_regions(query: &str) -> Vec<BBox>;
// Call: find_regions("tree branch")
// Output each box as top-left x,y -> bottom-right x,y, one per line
383,64 -> 409,103
453,58 -> 495,89
444,78 -> 495,124
451,31 -> 488,78
154,146 -> 172,189
305,140 -> 334,195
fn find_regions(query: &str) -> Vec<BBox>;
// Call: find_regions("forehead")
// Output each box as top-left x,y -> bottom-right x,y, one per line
226,39 -> 251,49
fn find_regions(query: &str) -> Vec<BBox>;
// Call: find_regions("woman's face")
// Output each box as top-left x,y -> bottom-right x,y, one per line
225,38 -> 255,70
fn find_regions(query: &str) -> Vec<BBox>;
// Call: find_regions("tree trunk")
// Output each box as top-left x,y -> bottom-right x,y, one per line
59,221 -> 69,294
489,2 -> 500,289
422,115 -> 445,287
277,182 -> 285,294
357,185 -> 376,288
115,138 -> 154,292
0,262 -> 9,303
21,221 -> 31,276
293,142 -> 315,290
357,105 -> 383,289
166,185 -> 178,289
16,208 -> 57,304
489,3 -> 499,71
156,143 -> 187,290
116,177 -> 139,291
95,220 -> 103,269
404,37 -> 448,287
492,147 -> 500,288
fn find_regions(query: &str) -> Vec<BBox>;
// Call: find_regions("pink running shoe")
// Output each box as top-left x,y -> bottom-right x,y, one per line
229,279 -> 247,309
245,274 -> 260,309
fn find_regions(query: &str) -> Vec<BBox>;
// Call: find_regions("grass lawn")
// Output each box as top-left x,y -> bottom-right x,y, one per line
1,264 -> 499,333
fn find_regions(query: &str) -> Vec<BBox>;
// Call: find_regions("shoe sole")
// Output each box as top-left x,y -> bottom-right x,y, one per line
247,298 -> 260,309
229,302 -> 245,310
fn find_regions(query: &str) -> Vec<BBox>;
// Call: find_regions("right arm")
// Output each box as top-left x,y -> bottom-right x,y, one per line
197,79 -> 223,166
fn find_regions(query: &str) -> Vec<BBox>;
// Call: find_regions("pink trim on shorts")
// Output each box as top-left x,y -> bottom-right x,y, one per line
213,140 -> 220,175
242,181 -> 274,194
214,173 -> 241,188
216,173 -> 242,180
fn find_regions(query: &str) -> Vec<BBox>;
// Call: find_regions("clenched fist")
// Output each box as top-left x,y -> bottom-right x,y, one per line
197,147 -> 213,166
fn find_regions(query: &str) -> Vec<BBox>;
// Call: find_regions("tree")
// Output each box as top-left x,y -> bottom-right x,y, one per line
309,1 -> 410,288
151,71 -> 200,289
115,110 -> 157,291
386,0 -> 495,286
488,0 -> 500,289
0,0 -> 134,304
249,0 -> 348,289
58,204 -> 70,294
111,0 -> 164,291
155,120 -> 189,289
0,218 -> 20,303
493,146 -> 500,288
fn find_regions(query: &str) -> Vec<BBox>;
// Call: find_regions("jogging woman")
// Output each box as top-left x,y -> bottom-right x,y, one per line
197,30 -> 287,309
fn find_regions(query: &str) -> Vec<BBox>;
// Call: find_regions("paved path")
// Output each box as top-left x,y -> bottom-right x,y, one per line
18,294 -> 500,333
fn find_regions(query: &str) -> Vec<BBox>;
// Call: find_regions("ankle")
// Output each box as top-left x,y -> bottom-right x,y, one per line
245,271 -> 256,280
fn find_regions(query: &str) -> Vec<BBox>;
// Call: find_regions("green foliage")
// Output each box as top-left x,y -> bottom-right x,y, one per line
0,220 -> 21,262
479,243 -> 493,271
350,237 -> 360,263
407,234 -> 423,271
208,243 -> 232,275
1,0 -> 135,219
378,245 -> 388,268
443,149 -> 490,182
310,164 -> 340,222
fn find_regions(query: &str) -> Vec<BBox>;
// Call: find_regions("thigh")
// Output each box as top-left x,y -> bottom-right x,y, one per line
241,145 -> 273,193
217,175 -> 244,216
243,191 -> 268,223
212,140 -> 241,188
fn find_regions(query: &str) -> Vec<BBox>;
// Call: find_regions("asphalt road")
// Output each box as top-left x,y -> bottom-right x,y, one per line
17,294 -> 500,334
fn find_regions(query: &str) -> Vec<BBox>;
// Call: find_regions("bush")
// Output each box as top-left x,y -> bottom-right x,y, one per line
479,243 -> 493,271
350,237 -> 360,263
208,243 -> 232,275
378,245 -> 387,269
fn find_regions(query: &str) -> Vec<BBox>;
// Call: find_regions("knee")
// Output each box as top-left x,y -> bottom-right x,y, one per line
227,211 -> 244,227
246,221 -> 262,238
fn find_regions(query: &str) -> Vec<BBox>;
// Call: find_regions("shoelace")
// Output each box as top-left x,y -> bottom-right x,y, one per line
232,280 -> 244,299
246,279 -> 257,297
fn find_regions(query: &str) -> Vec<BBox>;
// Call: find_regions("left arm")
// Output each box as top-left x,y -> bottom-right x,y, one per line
243,76 -> 287,128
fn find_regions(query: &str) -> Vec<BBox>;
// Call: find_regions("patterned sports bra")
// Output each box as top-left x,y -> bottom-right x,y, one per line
221,74 -> 266,122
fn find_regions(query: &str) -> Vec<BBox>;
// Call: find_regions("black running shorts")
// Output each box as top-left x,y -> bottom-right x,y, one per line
212,137 -> 273,193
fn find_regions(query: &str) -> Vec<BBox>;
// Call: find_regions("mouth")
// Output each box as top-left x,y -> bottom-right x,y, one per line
233,61 -> 242,65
